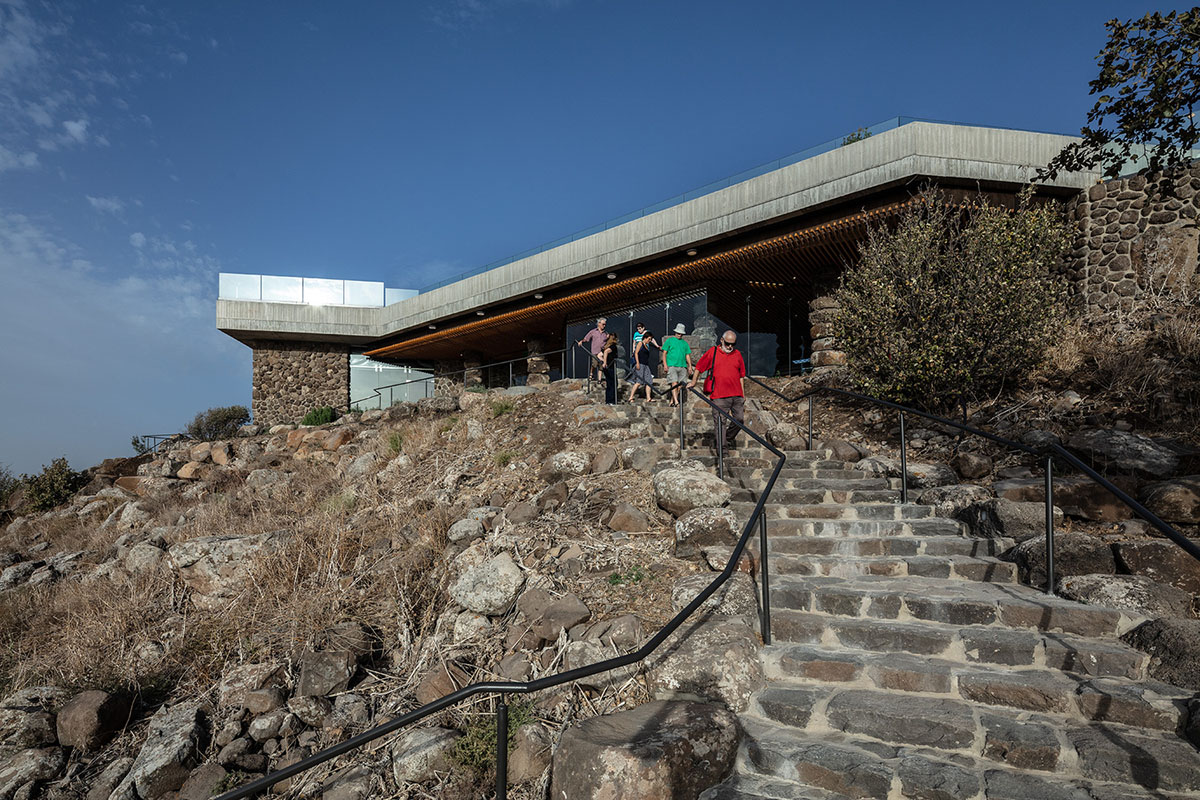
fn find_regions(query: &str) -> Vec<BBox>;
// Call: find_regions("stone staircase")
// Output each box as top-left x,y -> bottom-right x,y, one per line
607,399 -> 1200,799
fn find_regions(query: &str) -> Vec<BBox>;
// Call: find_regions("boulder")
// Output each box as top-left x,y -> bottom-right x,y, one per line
579,615 -> 643,650
853,457 -> 955,489
0,687 -> 61,756
449,552 -> 525,615
529,593 -> 591,642
917,484 -> 992,521
591,447 -> 619,474
55,691 -> 131,752
1121,618 -> 1200,689
178,762 -> 227,800
1058,574 -> 1194,619
169,531 -> 285,610
504,501 -> 538,525
607,502 -> 651,533
549,700 -> 738,800
0,747 -> 64,797
218,662 -> 285,709
621,442 -> 668,473
297,650 -> 357,697
534,482 -> 569,513
510,722 -> 553,783
342,453 -> 378,480
822,439 -> 868,463
573,405 -> 625,429
993,476 -> 1135,522
671,573 -> 758,619
446,518 -> 484,544
540,451 -> 591,482
1006,532 -> 1115,587
647,615 -> 764,712
1067,429 -> 1180,478
674,507 -> 740,560
562,641 -> 639,691
1140,476 -> 1200,524
951,451 -> 993,479
108,701 -> 205,800
85,756 -> 133,800
415,663 -> 470,706
653,470 -> 731,517
390,727 -> 461,784
287,695 -> 332,727
452,611 -> 490,642
417,396 -> 459,414
1114,539 -> 1200,594
958,498 -> 1062,543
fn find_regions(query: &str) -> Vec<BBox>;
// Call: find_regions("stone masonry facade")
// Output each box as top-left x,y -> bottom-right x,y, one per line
1063,165 -> 1200,315
251,340 -> 349,426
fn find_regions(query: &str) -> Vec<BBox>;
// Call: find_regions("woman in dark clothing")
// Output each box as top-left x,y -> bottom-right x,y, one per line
626,330 -> 659,403
600,333 -> 620,404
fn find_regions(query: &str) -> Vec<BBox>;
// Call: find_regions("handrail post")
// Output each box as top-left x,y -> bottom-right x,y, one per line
899,411 -> 908,504
496,695 -> 508,800
678,388 -> 685,456
807,397 -> 814,449
1045,454 -> 1055,596
759,512 -> 771,645
716,413 -> 724,479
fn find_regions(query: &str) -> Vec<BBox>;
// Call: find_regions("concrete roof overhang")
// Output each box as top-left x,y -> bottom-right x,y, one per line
216,121 -> 1100,358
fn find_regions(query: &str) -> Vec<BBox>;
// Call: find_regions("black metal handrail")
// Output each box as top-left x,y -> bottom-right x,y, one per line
215,386 -> 785,800
744,375 -> 1200,594
349,348 -> 572,409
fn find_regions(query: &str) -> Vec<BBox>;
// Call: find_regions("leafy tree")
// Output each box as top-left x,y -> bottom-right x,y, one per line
834,189 -> 1071,414
1042,9 -> 1200,180
184,405 -> 250,441
21,457 -> 87,512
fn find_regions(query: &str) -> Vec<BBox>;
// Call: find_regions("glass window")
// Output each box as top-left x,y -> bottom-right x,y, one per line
349,353 -> 433,409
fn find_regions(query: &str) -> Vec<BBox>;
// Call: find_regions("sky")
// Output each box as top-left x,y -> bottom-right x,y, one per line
0,0 -> 1166,475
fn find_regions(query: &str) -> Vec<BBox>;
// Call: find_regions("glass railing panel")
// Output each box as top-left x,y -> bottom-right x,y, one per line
218,273 -> 261,301
261,275 -> 303,303
302,277 -> 344,305
344,280 -> 385,307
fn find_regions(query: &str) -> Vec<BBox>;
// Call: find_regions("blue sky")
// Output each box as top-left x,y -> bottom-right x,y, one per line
0,0 -> 1164,474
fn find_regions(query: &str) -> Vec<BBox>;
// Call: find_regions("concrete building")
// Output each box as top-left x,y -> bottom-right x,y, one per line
217,118 -> 1104,424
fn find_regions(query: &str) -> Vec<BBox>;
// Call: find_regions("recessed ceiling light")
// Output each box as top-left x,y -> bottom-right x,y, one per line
686,248 -> 698,257
606,273 -> 617,279
476,310 -> 485,316
534,293 -> 543,299
428,324 -> 436,330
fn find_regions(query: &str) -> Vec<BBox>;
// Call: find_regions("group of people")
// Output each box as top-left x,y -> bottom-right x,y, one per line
576,316 -> 746,451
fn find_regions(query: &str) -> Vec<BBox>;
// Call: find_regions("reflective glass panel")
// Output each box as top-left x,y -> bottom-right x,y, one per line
261,275 -> 303,303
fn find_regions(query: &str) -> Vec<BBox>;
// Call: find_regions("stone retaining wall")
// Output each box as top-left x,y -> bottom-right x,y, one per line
1063,166 -> 1200,315
251,340 -> 349,426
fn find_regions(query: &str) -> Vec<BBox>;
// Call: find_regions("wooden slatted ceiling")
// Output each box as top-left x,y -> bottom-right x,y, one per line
365,199 -> 914,361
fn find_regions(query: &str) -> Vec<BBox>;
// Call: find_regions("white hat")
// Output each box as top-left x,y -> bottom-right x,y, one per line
673,323 -> 687,334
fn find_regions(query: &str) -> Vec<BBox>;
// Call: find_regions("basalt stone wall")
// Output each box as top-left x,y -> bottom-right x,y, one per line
251,340 -> 349,426
808,296 -> 846,369
1063,166 -> 1200,315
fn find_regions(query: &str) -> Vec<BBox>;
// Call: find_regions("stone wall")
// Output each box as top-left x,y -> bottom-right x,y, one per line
808,296 -> 846,369
1064,166 -> 1200,314
251,340 -> 349,426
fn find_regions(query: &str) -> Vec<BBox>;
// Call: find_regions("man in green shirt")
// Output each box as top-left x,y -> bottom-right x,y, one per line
661,323 -> 694,407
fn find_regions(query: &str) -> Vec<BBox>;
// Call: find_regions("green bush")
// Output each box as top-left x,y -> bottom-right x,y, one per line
22,457 -> 87,512
451,702 -> 534,773
300,406 -> 339,426
490,399 -> 515,418
185,405 -> 251,440
834,188 -> 1070,414
0,465 -> 18,508
387,431 -> 404,455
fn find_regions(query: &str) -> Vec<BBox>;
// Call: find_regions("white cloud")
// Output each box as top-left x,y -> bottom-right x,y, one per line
62,118 -> 87,142
129,231 -> 146,248
168,50 -> 187,64
86,195 -> 125,215
0,144 -> 38,172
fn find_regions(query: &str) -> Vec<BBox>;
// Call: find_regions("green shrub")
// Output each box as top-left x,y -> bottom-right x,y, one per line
0,465 -> 18,509
451,701 -> 534,773
490,399 -> 515,418
300,406 -> 339,426
387,431 -> 404,455
834,188 -> 1070,414
22,457 -> 87,512
185,405 -> 251,440
842,126 -> 872,146
494,449 -> 518,467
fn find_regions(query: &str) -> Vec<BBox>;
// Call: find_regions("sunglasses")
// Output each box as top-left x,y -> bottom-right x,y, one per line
721,341 -> 736,348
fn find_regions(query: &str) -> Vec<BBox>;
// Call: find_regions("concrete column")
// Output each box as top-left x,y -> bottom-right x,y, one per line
808,296 -> 846,369
462,352 -> 484,390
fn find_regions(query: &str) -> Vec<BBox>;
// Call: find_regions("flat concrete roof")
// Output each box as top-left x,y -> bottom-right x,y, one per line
217,121 -> 1099,346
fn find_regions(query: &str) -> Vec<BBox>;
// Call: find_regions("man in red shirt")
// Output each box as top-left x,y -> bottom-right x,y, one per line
689,329 -> 746,451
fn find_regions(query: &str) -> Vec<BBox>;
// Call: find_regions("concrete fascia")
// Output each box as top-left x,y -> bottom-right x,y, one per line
218,122 -> 1101,345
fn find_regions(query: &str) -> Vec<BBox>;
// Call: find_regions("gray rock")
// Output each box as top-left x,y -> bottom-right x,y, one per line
530,593 -> 591,642
950,451 -> 993,479
108,701 -> 205,800
55,691 -> 131,753
562,641 -> 639,691
1114,539 -> 1200,594
246,709 -> 288,742
590,447 -> 619,474
177,762 -> 227,800
342,453 -> 378,480
1140,475 -> 1200,523
390,727 -> 461,784
321,764 -> 374,800
1067,429 -> 1180,478
0,748 -> 64,798
653,469 -> 731,517
896,754 -> 980,800
446,518 -> 484,544
549,701 -> 738,800
606,502 -> 651,532
84,756 -> 133,800
579,615 -> 643,650
994,476 -> 1136,522
822,439 -> 868,463
671,573 -> 758,619
674,507 -> 740,560
917,484 -> 992,520
1057,574 -> 1193,618
652,459 -> 707,475
510,722 -> 552,783
297,650 -> 357,697
287,696 -> 332,728
647,615 -> 764,712
217,662 -> 284,709
1121,618 -> 1200,689
168,531 -> 285,610
621,442 -> 668,473
539,451 -> 591,482
1006,532 -> 1115,587
417,396 -> 459,415
854,456 -> 955,489
959,498 -> 1062,543
0,562 -> 43,591
0,687 -> 62,755
449,552 -> 525,615
452,611 -> 490,642
329,694 -> 369,730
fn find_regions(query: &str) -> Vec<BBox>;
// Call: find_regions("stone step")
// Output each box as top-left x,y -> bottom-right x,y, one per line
719,466 -> 863,480
768,575 -> 1134,638
698,774 -> 844,800
769,611 -> 1147,677
768,534 -> 1009,557
762,517 -> 966,538
755,650 -> 1186,733
725,476 -> 890,492
737,715 -> 1200,798
732,488 -> 902,505
770,553 -> 1017,582
732,502 -> 937,521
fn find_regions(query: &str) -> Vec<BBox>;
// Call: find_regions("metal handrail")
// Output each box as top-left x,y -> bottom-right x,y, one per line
744,375 -> 1200,594
215,386 -> 785,800
349,348 -> 571,409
